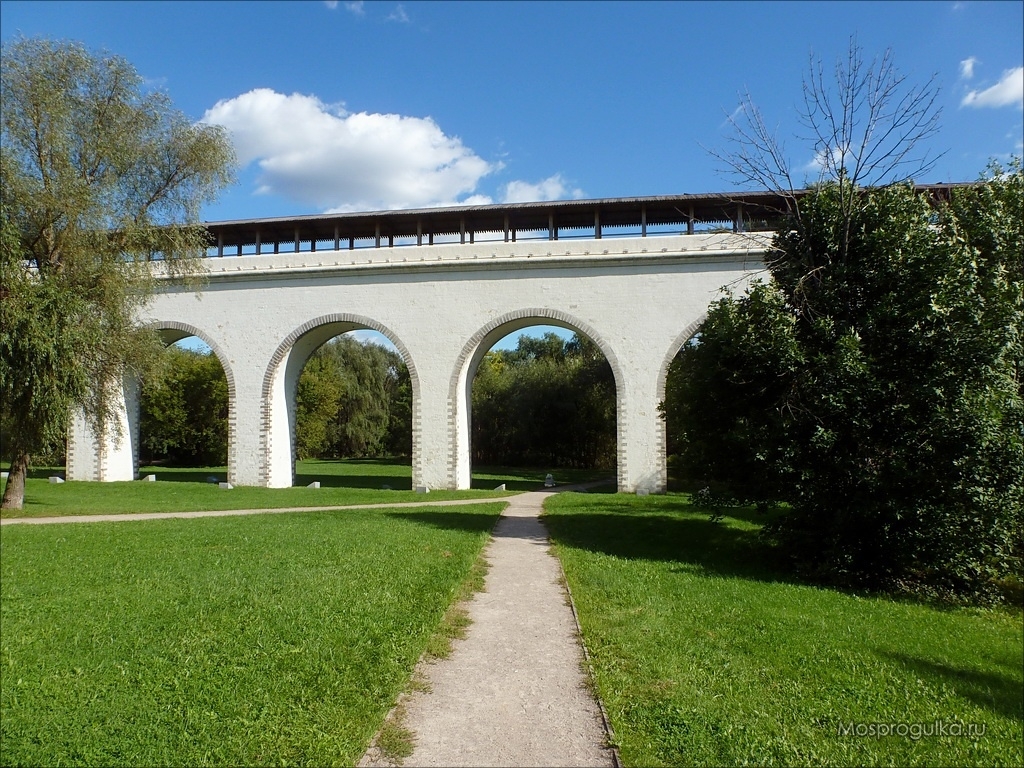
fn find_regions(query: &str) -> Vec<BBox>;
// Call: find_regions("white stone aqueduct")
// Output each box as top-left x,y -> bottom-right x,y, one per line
67,193 -> 778,493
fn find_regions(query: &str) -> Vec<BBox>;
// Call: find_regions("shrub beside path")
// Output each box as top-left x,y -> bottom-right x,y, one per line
360,489 -> 616,767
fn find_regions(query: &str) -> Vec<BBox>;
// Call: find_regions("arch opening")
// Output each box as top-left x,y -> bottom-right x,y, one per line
136,324 -> 236,483
451,312 -> 623,492
657,317 -> 707,493
262,317 -> 417,489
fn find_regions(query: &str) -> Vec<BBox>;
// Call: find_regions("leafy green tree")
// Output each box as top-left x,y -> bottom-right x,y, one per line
295,352 -> 345,460
0,37 -> 234,507
330,338 -> 394,457
0,206 -> 92,491
383,355 -> 413,457
139,346 -> 228,466
666,167 -> 1023,599
472,332 -> 615,469
662,282 -> 800,500
673,38 -> 1021,599
294,336 -> 412,460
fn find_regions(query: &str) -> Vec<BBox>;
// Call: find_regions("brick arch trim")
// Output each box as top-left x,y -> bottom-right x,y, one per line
651,315 -> 706,484
656,315 -> 706,405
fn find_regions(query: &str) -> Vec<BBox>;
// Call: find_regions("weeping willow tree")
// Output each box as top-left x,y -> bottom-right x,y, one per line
0,37 -> 235,508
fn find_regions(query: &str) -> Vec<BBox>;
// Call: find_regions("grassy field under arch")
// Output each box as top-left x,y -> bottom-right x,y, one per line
0,458 -> 614,519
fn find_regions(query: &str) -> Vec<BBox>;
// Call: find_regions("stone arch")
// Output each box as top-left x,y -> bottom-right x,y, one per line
143,319 -> 237,396
139,320 -> 239,483
448,308 -> 626,490
260,314 -> 420,488
651,314 -> 706,490
657,315 -> 706,407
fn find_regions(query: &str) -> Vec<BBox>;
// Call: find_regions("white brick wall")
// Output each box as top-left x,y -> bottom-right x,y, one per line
69,232 -> 769,492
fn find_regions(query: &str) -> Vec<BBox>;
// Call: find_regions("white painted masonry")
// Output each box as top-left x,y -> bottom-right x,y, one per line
68,231 -> 770,492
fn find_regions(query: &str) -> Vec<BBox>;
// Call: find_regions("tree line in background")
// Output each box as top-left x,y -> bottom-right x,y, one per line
139,335 -> 413,466
293,335 -> 411,461
140,331 -> 617,471
472,333 -> 616,469
139,347 -> 230,467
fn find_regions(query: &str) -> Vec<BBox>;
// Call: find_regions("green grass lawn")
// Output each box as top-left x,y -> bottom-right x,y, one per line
0,459 -> 615,519
1,502 -> 505,765
468,464 -> 614,492
1,459 -> 533,519
544,493 -> 1024,767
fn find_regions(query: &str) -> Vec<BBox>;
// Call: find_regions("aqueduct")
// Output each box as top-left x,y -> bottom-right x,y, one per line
63,190 -> 847,492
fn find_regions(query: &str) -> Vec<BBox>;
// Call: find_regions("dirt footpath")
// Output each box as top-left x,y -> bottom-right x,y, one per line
360,490 -> 615,768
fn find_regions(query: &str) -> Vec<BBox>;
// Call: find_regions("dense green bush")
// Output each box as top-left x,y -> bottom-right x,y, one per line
664,163 -> 1024,600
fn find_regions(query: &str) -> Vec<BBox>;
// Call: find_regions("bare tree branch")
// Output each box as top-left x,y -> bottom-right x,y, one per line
712,37 -> 944,265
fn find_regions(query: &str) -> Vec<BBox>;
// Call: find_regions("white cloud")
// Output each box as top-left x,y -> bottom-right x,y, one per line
961,66 -> 1024,108
959,56 -> 978,80
386,4 -> 409,23
343,1 -> 365,15
805,144 -> 849,174
323,0 -> 338,8
720,103 -> 745,128
202,88 -> 499,211
502,174 -> 583,203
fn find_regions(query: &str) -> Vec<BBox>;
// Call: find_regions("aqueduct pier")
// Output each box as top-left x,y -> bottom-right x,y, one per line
66,186 -> 962,493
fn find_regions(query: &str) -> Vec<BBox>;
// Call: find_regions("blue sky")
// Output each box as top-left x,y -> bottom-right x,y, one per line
3,1 -> 1021,349
3,0 -> 1021,222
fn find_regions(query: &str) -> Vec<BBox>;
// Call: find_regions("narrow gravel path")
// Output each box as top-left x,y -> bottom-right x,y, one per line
0,496 -> 508,526
361,490 -> 615,768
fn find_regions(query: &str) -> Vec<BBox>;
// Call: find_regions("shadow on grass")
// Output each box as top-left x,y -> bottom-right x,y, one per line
141,468 -> 227,484
471,476 -> 545,492
326,457 -> 410,466
879,651 -> 1024,721
557,481 -> 618,495
544,496 -> 787,584
294,473 -> 413,490
122,461 -> 613,493
471,465 -> 615,492
383,510 -> 502,534
24,467 -> 64,480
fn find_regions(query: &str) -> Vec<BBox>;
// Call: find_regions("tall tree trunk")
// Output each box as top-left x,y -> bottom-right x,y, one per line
1,452 -> 29,510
